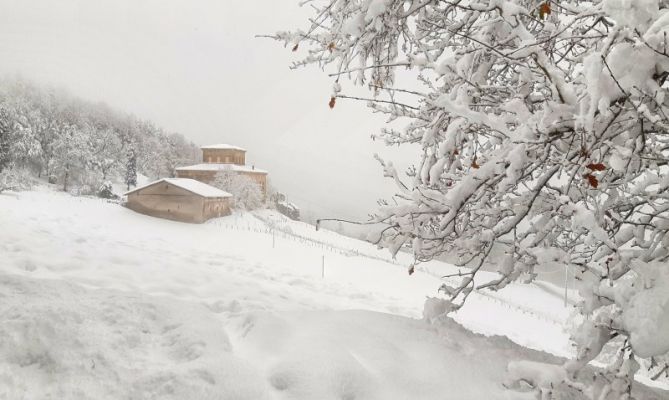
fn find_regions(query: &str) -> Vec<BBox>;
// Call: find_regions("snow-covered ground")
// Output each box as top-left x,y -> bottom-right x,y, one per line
0,188 -> 667,399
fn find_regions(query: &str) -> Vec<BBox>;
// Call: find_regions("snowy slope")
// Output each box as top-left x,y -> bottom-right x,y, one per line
0,188 -> 667,399
0,273 -> 577,400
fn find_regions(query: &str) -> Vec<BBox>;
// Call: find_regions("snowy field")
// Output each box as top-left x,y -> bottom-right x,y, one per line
0,188 -> 667,399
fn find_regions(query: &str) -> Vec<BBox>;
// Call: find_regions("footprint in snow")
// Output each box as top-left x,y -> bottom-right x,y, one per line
206,300 -> 242,314
19,258 -> 37,272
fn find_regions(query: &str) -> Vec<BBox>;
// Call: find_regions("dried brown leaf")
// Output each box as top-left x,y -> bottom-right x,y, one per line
539,2 -> 551,19
586,163 -> 606,171
586,174 -> 599,188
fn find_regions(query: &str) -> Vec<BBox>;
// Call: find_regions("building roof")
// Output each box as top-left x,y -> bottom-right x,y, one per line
175,163 -> 268,174
200,144 -> 246,151
125,178 -> 232,198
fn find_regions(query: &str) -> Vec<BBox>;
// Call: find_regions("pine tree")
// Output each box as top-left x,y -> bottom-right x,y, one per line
125,149 -> 137,191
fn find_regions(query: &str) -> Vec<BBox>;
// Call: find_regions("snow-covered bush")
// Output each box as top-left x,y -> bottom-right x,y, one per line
275,0 -> 669,395
97,181 -> 118,200
270,190 -> 301,220
212,170 -> 264,210
276,200 -> 300,221
0,166 -> 35,193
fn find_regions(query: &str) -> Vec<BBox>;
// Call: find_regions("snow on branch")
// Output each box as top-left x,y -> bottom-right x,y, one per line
274,0 -> 669,394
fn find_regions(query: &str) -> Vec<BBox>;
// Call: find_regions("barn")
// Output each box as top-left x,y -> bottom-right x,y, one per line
124,178 -> 232,223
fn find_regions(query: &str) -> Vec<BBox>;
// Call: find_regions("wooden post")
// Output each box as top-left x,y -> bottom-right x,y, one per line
321,255 -> 325,278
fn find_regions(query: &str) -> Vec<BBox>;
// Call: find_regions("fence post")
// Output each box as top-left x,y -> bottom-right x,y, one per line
563,265 -> 569,307
321,255 -> 325,278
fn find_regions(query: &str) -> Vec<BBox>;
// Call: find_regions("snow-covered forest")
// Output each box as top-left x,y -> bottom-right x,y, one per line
0,77 -> 199,193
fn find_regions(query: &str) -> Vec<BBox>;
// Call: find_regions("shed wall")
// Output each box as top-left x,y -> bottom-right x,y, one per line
202,197 -> 232,220
125,181 -> 231,223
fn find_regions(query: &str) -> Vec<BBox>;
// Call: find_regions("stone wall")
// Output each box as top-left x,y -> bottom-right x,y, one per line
202,149 -> 245,165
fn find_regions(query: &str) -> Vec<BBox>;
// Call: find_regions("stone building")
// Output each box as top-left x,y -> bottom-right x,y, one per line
201,144 -> 246,164
125,178 -> 232,223
175,144 -> 268,195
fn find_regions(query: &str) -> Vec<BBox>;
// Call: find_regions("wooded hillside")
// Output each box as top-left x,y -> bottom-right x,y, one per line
0,77 -> 199,193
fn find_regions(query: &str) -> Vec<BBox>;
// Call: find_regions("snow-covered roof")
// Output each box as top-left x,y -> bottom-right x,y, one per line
200,144 -> 246,151
175,163 -> 268,174
125,178 -> 232,198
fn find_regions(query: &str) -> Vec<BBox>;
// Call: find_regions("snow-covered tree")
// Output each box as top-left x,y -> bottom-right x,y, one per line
275,0 -> 669,395
89,126 -> 123,181
124,148 -> 137,191
0,86 -> 42,170
212,170 -> 264,210
0,107 -> 11,173
51,123 -> 91,192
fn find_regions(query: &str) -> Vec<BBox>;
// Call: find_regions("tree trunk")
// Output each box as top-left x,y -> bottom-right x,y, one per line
63,165 -> 69,192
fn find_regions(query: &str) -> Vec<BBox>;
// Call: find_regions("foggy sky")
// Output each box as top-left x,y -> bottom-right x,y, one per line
0,0 -> 418,222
